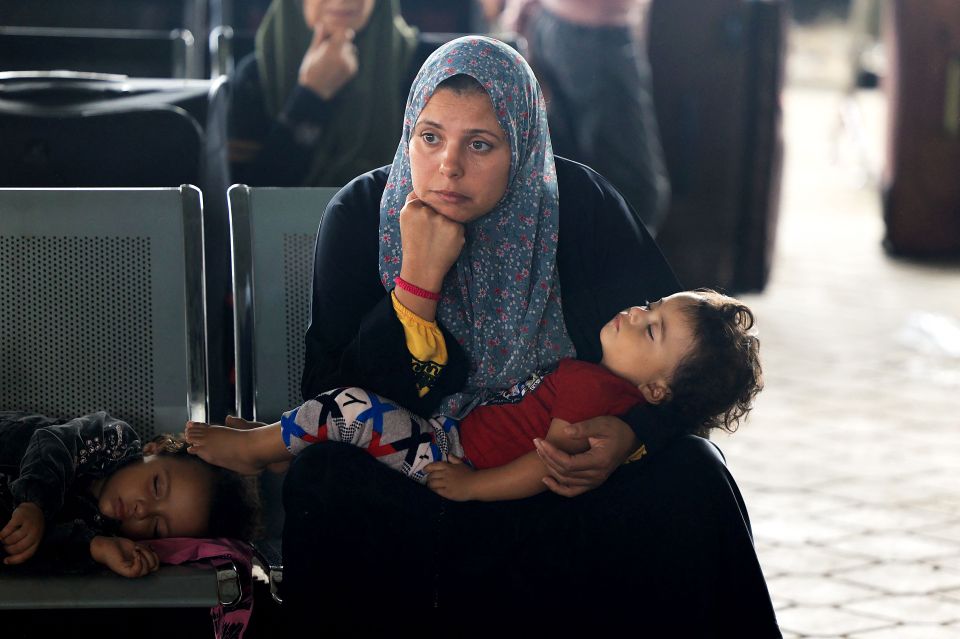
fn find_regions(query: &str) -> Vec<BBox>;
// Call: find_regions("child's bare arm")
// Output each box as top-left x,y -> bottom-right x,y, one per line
425,418 -> 587,502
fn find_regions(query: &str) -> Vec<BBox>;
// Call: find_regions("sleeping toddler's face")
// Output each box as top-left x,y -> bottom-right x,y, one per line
96,455 -> 213,539
599,292 -> 699,403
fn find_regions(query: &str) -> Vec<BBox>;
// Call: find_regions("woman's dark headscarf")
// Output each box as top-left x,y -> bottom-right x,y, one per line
255,0 -> 419,186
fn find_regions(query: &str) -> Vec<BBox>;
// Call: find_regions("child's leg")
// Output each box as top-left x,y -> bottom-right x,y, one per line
282,387 -> 463,482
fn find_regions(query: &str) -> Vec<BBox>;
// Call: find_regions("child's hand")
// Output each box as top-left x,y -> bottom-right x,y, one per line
90,536 -> 159,578
425,456 -> 476,501
0,501 -> 45,565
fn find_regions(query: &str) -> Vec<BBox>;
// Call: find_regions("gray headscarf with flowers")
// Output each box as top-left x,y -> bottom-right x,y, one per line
378,36 -> 576,419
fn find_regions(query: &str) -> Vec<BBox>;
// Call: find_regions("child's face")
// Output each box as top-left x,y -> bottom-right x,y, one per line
599,292 -> 699,403
96,455 -> 213,540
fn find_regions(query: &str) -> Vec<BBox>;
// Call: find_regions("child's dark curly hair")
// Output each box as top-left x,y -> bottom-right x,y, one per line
667,289 -> 763,436
147,434 -> 262,541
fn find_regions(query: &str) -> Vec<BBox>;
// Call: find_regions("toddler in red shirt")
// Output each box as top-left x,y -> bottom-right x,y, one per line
185,289 -> 761,502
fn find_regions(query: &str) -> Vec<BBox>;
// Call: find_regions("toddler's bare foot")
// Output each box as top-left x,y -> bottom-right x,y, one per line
185,421 -> 266,475
223,416 -> 291,474
224,415 -> 266,430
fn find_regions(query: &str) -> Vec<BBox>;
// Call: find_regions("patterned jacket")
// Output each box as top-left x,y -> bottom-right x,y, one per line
0,411 -> 142,571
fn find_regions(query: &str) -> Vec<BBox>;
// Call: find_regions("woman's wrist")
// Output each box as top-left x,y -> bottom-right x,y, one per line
395,268 -> 444,322
394,276 -> 440,301
394,287 -> 438,323
398,265 -> 445,294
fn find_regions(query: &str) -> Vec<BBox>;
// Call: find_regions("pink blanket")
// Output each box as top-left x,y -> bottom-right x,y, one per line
145,538 -> 254,639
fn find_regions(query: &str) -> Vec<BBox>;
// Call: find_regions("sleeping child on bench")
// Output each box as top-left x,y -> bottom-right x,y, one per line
185,289 -> 763,502
0,412 -> 259,576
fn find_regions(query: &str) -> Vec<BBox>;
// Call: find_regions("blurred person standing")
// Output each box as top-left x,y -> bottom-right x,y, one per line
496,0 -> 670,235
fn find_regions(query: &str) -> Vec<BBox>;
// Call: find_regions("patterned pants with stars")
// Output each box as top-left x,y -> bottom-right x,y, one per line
279,387 -> 464,482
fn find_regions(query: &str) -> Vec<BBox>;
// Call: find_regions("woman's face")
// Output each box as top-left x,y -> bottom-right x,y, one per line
409,87 -> 512,224
302,0 -> 376,32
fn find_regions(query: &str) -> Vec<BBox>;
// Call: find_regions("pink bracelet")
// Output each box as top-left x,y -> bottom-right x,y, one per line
394,276 -> 441,301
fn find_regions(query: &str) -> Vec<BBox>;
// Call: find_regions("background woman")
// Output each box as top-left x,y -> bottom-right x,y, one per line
227,0 -> 420,186
286,36 -> 779,635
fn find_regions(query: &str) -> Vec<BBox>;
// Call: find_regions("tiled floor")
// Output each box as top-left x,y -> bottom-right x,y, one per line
712,20 -> 960,639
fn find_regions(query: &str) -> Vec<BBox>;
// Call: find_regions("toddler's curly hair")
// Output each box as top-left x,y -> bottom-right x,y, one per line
667,289 -> 763,436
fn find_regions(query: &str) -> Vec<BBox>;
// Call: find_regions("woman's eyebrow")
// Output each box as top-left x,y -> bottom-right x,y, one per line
466,128 -> 504,141
416,119 -> 443,130
415,119 -> 503,141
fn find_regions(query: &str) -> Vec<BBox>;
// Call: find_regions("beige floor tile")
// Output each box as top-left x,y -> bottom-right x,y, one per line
814,504 -> 958,533
811,480 -> 958,509
849,625 -> 960,639
917,522 -> 960,544
844,596 -> 960,625
759,544 -> 877,577
768,575 -> 878,606
829,532 -> 959,563
838,563 -> 960,596
745,489 -> 861,522
752,516 -> 860,546
775,605 -> 895,637
935,558 -> 960,574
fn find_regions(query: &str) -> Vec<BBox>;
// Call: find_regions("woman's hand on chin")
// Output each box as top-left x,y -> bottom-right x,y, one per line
398,191 -> 465,292
298,24 -> 359,100
534,416 -> 639,497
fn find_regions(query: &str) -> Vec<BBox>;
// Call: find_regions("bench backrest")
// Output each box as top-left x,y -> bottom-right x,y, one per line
228,184 -> 339,423
0,186 -> 207,438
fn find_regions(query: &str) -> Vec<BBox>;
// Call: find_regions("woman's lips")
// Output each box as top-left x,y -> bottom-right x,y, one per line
614,315 -> 621,331
114,497 -> 125,520
433,190 -> 469,204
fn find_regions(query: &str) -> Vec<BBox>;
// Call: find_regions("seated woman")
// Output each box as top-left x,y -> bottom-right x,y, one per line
284,36 -> 779,635
227,0 -> 420,186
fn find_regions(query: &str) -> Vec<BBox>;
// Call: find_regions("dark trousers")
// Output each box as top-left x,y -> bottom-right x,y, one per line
529,8 -> 671,235
280,435 -> 781,637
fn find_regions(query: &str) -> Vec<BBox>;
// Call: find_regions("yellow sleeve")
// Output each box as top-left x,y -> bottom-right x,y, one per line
392,291 -> 449,398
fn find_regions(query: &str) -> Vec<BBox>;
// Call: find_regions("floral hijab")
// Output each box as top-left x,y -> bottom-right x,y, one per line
378,36 -> 576,418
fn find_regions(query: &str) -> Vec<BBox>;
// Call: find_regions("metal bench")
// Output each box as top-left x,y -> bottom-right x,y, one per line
0,186 -> 239,613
